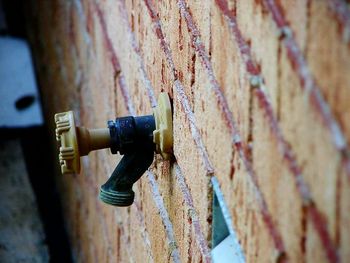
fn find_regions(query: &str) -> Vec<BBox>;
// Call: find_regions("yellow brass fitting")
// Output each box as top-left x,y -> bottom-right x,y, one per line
153,93 -> 173,160
55,111 -> 110,174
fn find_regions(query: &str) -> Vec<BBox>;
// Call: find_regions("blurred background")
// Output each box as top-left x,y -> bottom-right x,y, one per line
0,1 -> 72,262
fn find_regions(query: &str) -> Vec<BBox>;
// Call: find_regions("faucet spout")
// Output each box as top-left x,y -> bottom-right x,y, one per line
99,147 -> 154,206
99,115 -> 156,206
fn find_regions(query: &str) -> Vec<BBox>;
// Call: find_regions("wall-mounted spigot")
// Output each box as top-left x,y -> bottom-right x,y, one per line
55,92 -> 173,207
100,115 -> 155,206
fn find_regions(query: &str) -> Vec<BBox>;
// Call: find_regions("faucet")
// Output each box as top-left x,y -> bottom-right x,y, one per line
55,93 -> 173,206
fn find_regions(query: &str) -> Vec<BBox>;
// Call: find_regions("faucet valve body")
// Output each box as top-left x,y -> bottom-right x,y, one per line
108,115 -> 155,155
100,115 -> 156,206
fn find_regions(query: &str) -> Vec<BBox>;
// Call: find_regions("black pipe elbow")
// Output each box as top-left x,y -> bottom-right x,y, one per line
99,115 -> 156,206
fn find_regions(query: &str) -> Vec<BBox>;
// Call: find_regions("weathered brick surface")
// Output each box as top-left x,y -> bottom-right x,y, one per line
27,0 -> 350,262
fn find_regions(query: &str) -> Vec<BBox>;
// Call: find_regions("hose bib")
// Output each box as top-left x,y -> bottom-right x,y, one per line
54,92 -> 173,207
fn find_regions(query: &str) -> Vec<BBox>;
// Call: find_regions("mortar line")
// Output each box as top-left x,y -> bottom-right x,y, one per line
94,1 -> 135,115
326,0 -> 350,43
174,164 -> 212,263
262,0 -> 350,180
133,201 -> 155,263
72,0 -> 93,47
116,3 -> 157,108
146,171 -> 182,263
173,80 -> 214,173
214,1 -> 339,262
74,0 -> 135,116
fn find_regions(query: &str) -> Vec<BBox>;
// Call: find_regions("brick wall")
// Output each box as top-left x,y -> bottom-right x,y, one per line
27,0 -> 350,262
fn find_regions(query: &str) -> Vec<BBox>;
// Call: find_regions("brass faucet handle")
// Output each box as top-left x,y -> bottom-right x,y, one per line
55,111 -> 111,175
55,111 -> 80,174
